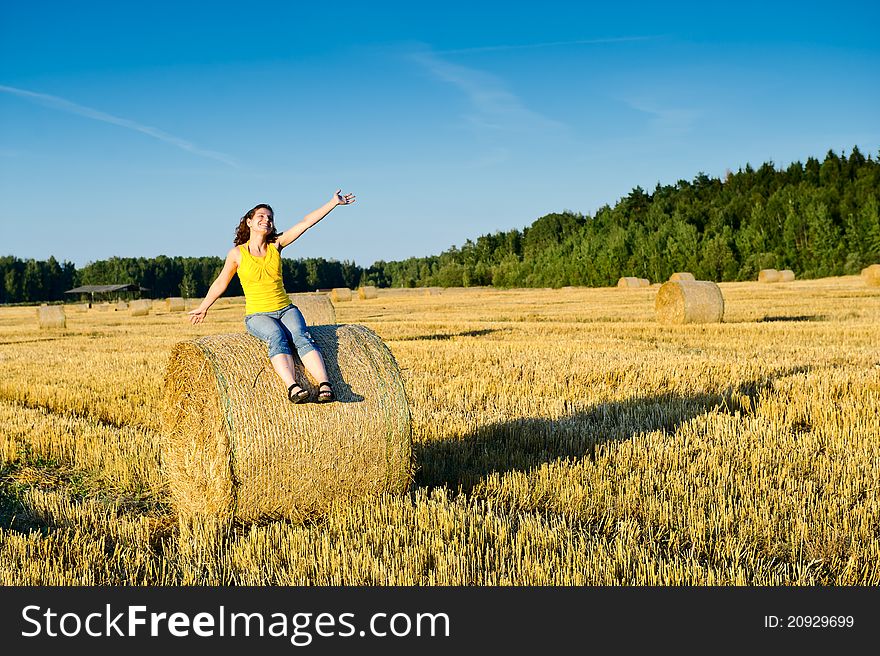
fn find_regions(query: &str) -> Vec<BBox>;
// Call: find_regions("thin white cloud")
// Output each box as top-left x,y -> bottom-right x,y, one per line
626,99 -> 701,137
0,84 -> 237,167
465,147 -> 511,169
410,50 -> 565,134
435,35 -> 663,56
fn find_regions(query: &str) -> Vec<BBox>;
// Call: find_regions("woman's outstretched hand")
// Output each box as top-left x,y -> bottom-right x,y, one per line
188,308 -> 207,324
333,189 -> 356,206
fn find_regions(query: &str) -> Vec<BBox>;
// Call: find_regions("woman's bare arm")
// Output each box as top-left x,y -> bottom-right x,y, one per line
188,247 -> 240,324
276,189 -> 356,249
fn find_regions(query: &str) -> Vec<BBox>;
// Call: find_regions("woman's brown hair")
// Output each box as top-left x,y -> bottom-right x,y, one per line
233,204 -> 280,246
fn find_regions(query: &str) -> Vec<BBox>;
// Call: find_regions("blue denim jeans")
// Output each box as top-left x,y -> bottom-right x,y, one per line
244,304 -> 318,359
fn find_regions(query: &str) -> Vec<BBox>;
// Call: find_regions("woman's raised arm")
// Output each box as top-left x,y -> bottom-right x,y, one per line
276,189 -> 356,249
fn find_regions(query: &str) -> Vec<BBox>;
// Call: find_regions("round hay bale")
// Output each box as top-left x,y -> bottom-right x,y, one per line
862,264 -> 880,287
288,293 -> 337,325
161,324 -> 412,523
96,303 -> 111,312
639,278 -> 651,287
758,268 -> 781,283
778,269 -> 796,282
358,285 -> 378,300
130,299 -> 151,316
70,303 -> 89,312
617,277 -> 642,288
655,280 -> 724,325
37,305 -> 66,329
166,297 -> 186,312
669,272 -> 695,282
115,301 -> 129,311
330,288 -> 352,302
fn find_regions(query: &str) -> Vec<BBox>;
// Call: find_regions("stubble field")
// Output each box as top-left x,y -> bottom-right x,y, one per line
1,277 -> 878,585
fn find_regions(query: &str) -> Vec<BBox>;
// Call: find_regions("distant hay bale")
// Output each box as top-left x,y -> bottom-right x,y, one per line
655,280 -> 724,325
358,285 -> 378,300
758,269 -> 781,283
669,272 -> 695,282
617,277 -> 643,288
423,287 -> 440,296
37,305 -> 66,329
115,301 -> 129,311
162,325 -> 413,523
288,293 -> 337,325
166,297 -> 186,312
96,303 -> 112,312
130,299 -> 151,316
330,288 -> 352,302
70,303 -> 89,312
639,278 -> 651,287
779,269 -> 796,282
863,264 -> 880,287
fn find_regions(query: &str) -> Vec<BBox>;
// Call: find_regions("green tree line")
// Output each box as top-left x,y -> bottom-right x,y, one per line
370,147 -> 879,288
0,254 -> 363,304
3,148 -> 878,303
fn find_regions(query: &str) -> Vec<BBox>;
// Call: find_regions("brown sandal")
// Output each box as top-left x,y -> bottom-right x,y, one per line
288,383 -> 309,403
316,381 -> 335,403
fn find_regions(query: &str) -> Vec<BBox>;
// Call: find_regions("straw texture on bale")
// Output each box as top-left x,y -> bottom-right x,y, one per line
330,288 -> 352,302
779,269 -> 796,282
130,299 -> 151,316
162,325 -> 413,523
358,286 -> 378,300
669,272 -> 695,282
288,293 -> 337,325
655,280 -> 724,325
758,269 -> 781,283
861,264 -> 880,287
37,305 -> 66,329
617,277 -> 643,288
115,301 -> 129,311
166,297 -> 186,312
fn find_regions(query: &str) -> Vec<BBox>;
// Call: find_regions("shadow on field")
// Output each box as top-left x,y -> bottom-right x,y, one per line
395,328 -> 499,342
757,314 -> 827,323
414,366 -> 811,494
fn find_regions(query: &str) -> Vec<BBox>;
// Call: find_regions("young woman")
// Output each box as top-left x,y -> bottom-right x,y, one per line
188,189 -> 356,403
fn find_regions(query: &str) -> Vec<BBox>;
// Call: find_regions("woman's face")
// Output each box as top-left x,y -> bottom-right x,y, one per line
247,207 -> 274,234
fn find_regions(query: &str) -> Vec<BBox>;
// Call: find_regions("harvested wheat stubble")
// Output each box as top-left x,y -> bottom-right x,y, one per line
655,280 -> 724,325
669,272 -> 695,282
162,325 -> 413,523
617,277 -> 643,288
779,269 -> 796,282
130,299 -> 151,316
862,264 -> 880,287
358,285 -> 378,300
37,305 -> 66,329
330,288 -> 352,302
166,297 -> 186,312
758,268 -> 781,283
288,293 -> 336,325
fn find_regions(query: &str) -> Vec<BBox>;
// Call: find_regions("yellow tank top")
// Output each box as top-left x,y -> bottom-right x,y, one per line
237,243 -> 290,314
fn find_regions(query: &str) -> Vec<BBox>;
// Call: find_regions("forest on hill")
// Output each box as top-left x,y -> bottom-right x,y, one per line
2,147 -> 878,303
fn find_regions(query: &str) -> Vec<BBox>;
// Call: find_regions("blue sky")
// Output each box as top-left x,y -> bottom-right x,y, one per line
2,1 -> 878,268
